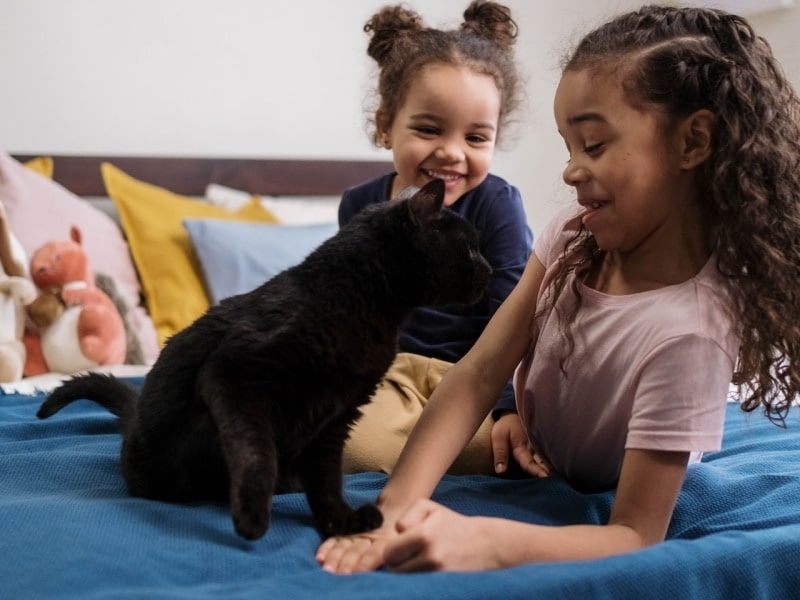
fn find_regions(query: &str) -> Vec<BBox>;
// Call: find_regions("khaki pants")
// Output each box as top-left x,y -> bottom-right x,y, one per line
343,352 -> 495,475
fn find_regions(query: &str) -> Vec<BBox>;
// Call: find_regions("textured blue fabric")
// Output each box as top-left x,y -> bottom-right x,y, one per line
183,218 -> 338,303
2,390 -> 799,599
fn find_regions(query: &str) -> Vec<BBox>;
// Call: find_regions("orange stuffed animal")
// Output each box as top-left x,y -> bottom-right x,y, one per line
24,226 -> 126,375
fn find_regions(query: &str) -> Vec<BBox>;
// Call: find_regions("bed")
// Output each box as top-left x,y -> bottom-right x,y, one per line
2,153 -> 799,599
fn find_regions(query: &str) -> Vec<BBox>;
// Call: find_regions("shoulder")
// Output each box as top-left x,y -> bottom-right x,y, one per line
465,174 -> 523,206
342,172 -> 395,202
340,173 -> 395,225
612,267 -> 740,377
688,259 -> 740,360
455,174 -> 528,227
533,204 -> 582,268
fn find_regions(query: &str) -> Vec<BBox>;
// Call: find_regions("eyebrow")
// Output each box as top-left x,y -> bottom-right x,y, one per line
409,113 -> 496,131
567,112 -> 606,126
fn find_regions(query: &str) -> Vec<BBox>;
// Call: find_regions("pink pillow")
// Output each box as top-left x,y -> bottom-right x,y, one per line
0,151 -> 159,363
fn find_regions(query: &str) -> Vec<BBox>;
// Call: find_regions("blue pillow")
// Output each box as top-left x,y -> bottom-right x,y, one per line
183,218 -> 338,303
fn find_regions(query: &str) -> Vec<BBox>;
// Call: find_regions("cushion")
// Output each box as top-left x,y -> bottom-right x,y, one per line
205,183 -> 340,225
0,151 -> 159,363
183,219 -> 338,304
101,163 -> 279,345
22,156 -> 54,178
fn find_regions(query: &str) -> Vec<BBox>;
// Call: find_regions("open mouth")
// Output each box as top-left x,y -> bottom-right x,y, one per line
424,169 -> 463,184
580,200 -> 608,226
581,198 -> 609,211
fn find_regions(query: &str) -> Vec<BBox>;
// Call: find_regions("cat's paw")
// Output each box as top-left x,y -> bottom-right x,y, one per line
320,503 -> 383,537
231,479 -> 272,540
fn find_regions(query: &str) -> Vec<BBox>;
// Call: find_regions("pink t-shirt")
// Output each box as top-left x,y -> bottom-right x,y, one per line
515,207 -> 740,491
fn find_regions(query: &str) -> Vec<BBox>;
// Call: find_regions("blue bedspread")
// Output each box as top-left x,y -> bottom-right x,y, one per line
2,384 -> 799,599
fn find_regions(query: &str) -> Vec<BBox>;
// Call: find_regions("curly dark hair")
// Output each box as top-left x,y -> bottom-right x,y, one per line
363,0 -> 523,147
544,5 -> 800,424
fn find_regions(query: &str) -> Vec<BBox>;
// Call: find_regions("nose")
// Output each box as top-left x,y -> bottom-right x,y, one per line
434,138 -> 465,163
562,158 -> 590,187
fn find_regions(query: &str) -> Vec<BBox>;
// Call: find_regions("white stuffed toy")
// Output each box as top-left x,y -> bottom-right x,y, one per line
0,202 -> 36,382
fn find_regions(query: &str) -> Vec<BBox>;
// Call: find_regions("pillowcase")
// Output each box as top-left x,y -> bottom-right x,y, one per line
205,183 -> 340,225
0,151 -> 159,363
183,219 -> 338,304
22,156 -> 54,178
101,163 -> 279,345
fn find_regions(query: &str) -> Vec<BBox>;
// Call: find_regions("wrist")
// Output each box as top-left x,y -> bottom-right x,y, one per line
375,493 -> 405,524
492,408 -> 518,422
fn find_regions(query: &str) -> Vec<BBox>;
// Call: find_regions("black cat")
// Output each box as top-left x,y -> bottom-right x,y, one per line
37,179 -> 491,541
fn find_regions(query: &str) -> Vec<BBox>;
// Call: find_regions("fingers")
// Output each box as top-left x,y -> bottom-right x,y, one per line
316,501 -> 439,575
513,444 -> 552,478
316,533 -> 386,574
490,414 -> 514,473
316,535 -> 341,561
384,500 -> 441,572
492,437 -> 510,474
384,534 -> 426,572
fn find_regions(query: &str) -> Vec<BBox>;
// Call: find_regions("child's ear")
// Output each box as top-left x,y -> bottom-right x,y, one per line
680,109 -> 714,169
375,107 -> 392,149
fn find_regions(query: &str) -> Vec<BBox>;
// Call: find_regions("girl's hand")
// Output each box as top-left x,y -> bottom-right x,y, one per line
490,411 -> 551,477
317,501 -> 500,574
383,499 -> 499,572
316,522 -> 396,574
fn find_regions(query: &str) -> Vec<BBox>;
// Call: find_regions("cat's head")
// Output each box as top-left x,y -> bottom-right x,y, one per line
393,179 -> 491,307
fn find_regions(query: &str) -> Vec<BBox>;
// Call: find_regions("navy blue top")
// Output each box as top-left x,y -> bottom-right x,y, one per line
339,172 -> 533,413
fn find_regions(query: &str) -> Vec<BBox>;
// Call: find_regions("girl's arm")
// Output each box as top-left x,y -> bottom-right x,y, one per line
381,448 -> 689,571
317,254 -> 546,573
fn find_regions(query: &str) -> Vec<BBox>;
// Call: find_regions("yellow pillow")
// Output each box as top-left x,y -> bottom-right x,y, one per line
23,156 -> 54,178
101,162 -> 278,345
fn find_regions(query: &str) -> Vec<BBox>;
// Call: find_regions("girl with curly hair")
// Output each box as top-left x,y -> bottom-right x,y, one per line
319,4 -> 800,572
341,1 -> 532,476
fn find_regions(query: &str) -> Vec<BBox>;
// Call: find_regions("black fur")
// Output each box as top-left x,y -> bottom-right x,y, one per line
37,179 -> 491,541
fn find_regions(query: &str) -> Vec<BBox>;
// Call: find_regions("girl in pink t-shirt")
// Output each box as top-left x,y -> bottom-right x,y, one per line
318,4 -> 800,573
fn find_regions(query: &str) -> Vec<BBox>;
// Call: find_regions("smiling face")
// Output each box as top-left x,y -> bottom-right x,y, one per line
379,64 -> 500,207
554,68 -> 704,258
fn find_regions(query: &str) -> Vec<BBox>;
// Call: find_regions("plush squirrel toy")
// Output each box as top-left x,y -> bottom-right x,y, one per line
24,226 -> 126,375
0,203 -> 37,382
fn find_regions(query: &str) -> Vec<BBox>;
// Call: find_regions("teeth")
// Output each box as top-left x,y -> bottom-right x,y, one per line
425,170 -> 460,181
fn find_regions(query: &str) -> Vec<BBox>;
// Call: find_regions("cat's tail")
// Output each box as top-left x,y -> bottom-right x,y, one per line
37,372 -> 138,422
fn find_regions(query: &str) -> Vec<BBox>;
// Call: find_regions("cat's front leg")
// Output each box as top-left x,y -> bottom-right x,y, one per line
298,414 -> 382,538
204,385 -> 278,541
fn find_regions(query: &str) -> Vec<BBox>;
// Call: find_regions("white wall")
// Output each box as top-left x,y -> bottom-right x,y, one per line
2,1 -> 797,235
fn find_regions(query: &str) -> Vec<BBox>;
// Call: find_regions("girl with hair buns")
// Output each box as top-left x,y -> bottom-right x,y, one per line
340,1 -> 533,477
320,4 -> 800,573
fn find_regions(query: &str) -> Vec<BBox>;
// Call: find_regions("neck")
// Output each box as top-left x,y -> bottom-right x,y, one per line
589,214 -> 711,295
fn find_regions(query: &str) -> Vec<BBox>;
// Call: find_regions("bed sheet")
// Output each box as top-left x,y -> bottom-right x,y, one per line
2,384 -> 799,599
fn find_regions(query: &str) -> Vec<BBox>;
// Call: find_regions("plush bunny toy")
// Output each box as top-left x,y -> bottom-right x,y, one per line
0,202 -> 37,382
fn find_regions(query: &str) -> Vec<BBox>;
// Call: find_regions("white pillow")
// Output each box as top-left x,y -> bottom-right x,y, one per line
205,183 -> 339,225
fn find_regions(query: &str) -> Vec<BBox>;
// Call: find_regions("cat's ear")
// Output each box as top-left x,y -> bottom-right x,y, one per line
406,179 -> 445,223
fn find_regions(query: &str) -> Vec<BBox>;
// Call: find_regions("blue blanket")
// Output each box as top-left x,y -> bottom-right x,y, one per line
2,384 -> 799,599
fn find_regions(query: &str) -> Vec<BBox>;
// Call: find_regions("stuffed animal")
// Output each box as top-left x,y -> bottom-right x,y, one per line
0,202 -> 37,382
24,226 -> 126,375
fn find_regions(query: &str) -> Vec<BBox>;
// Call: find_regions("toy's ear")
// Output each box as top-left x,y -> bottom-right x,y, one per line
406,179 -> 445,224
69,226 -> 82,245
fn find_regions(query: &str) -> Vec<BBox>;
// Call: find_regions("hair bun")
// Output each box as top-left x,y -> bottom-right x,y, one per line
364,5 -> 424,65
462,0 -> 517,52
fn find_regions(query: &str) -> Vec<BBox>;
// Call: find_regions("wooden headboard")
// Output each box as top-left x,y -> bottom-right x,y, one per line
11,155 -> 393,197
